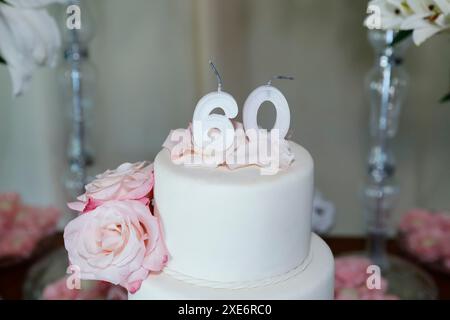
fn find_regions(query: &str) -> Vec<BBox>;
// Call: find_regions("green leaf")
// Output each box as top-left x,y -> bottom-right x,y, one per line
392,30 -> 413,46
439,91 -> 450,104
0,56 -> 5,64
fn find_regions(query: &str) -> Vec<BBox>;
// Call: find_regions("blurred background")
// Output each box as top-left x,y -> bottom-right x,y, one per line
0,0 -> 449,238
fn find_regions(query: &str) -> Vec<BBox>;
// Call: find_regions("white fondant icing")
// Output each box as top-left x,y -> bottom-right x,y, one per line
129,233 -> 334,300
154,142 -> 314,282
162,248 -> 313,290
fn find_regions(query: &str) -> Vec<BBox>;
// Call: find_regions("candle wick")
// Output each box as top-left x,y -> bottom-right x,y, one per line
267,75 -> 295,86
209,60 -> 224,92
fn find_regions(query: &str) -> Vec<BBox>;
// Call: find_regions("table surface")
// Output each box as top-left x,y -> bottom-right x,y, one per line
0,234 -> 449,300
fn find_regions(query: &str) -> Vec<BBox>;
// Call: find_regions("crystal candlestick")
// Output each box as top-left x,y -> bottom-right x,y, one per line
364,29 -> 407,270
59,0 -> 96,219
358,29 -> 437,299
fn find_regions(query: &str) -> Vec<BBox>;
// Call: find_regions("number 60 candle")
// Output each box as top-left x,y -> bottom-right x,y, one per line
192,61 -> 239,152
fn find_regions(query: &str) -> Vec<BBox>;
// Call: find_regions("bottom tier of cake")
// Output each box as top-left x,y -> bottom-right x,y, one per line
129,233 -> 334,300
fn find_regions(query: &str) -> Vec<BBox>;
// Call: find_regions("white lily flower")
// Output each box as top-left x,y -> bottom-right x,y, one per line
401,0 -> 450,44
406,0 -> 446,14
0,0 -> 62,96
365,0 -> 413,29
432,0 -> 450,14
401,14 -> 441,44
365,0 -> 450,45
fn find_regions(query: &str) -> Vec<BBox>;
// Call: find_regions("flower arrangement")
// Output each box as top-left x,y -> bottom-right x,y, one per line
365,0 -> 450,45
398,209 -> 450,272
63,161 -> 169,294
0,0 -> 65,96
365,0 -> 450,101
0,193 -> 60,260
334,256 -> 400,300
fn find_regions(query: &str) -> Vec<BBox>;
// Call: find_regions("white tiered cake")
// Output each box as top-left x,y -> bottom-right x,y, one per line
129,141 -> 334,300
62,70 -> 334,299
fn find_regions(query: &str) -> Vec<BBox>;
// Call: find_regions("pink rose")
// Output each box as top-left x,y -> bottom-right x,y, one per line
399,209 -> 435,233
14,205 -> 60,235
162,121 -> 295,173
64,200 -> 168,293
334,256 -> 398,300
68,162 -> 154,213
406,227 -> 444,263
31,206 -> 60,233
0,227 -> 40,258
162,123 -> 236,168
335,256 -> 372,289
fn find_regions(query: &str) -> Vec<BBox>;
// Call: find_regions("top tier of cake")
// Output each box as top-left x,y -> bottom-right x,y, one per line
154,141 -> 314,283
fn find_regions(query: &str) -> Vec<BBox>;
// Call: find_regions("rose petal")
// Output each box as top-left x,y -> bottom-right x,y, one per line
64,200 -> 168,293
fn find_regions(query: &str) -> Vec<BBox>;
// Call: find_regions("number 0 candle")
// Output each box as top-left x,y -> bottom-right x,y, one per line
243,76 -> 293,140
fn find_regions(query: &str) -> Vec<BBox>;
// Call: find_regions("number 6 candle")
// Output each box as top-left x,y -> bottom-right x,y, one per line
243,76 -> 294,139
192,61 -> 239,152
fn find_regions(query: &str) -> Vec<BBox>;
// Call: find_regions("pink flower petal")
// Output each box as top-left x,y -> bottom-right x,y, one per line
67,162 -> 154,212
63,200 -> 169,294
